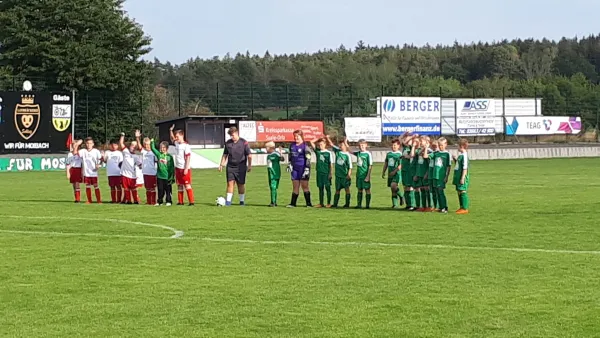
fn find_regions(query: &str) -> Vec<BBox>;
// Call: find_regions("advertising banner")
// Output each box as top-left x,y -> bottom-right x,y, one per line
380,96 -> 441,135
0,92 -> 73,153
255,121 -> 324,142
344,117 -> 382,142
0,156 -> 68,172
238,120 -> 257,142
455,99 -> 496,135
505,116 -> 582,135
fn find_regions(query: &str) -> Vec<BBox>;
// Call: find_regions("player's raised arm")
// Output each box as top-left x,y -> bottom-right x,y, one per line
325,135 -> 334,148
150,139 -> 161,157
169,125 -> 176,142
119,132 -> 126,150
135,130 -> 143,151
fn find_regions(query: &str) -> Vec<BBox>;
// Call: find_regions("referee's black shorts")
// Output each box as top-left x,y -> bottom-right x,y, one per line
226,166 -> 246,184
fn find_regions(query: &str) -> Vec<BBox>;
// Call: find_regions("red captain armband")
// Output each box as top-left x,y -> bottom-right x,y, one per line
244,141 -> 248,145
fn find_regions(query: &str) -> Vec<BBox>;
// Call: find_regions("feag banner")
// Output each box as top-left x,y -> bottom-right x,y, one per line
344,117 -> 382,142
238,121 -> 324,142
0,156 -> 68,172
0,92 -> 73,153
456,99 -> 496,136
380,96 -> 441,136
505,116 -> 582,135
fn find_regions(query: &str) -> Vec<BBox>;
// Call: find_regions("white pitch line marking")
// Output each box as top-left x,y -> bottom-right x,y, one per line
2,216 -> 599,256
3,215 -> 184,239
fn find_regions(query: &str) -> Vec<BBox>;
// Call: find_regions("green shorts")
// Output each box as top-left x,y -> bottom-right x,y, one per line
421,177 -> 430,187
269,178 -> 279,190
433,178 -> 446,189
335,176 -> 351,190
316,173 -> 331,188
387,173 -> 400,187
414,177 -> 424,188
454,177 -> 469,191
356,176 -> 371,190
401,171 -> 413,187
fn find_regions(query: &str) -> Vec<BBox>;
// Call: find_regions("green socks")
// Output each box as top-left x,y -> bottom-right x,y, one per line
270,188 -> 277,204
392,194 -> 398,207
333,193 -> 340,207
438,189 -> 447,209
344,194 -> 351,207
326,186 -> 332,205
409,190 -> 416,208
432,188 -> 439,209
318,187 -> 324,205
357,192 -> 363,207
365,194 -> 371,208
421,190 -> 428,208
415,191 -> 421,208
459,192 -> 469,209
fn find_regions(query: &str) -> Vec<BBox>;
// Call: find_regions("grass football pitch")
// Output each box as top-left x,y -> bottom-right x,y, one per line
1,158 -> 600,337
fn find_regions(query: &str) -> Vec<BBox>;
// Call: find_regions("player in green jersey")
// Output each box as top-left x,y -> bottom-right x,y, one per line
381,139 -> 403,208
453,139 -> 470,214
350,139 -> 373,209
431,137 -> 451,213
309,138 -> 334,208
424,139 -> 439,211
409,137 -> 423,211
414,136 -> 431,211
265,141 -> 283,207
402,134 -> 417,210
326,136 -> 352,208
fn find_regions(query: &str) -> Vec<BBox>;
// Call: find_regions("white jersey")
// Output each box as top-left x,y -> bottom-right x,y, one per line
66,152 -> 82,168
78,148 -> 102,178
141,149 -> 157,175
120,148 -> 140,179
104,150 -> 123,177
174,141 -> 191,169
136,166 -> 144,185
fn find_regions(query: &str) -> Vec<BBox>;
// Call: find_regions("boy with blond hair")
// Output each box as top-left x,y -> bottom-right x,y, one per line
431,137 -> 451,213
265,141 -> 283,207
453,139 -> 470,214
309,138 -> 334,208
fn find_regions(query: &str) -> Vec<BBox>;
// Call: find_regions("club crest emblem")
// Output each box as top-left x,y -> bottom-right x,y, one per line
14,95 -> 40,140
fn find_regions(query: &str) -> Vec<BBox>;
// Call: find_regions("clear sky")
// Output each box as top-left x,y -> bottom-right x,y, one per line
123,0 -> 600,65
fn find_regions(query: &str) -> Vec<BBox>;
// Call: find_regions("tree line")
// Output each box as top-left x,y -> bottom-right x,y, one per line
1,0 -> 600,141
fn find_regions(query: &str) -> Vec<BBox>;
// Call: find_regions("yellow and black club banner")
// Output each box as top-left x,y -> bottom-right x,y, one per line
0,92 -> 73,154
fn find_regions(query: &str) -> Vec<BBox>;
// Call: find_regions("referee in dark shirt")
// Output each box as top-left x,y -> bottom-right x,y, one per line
219,127 -> 252,206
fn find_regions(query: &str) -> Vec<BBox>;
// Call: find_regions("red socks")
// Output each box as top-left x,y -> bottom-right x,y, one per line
186,188 -> 194,204
86,187 -> 92,203
132,190 -> 139,203
74,189 -> 80,202
95,188 -> 101,203
178,190 -> 184,204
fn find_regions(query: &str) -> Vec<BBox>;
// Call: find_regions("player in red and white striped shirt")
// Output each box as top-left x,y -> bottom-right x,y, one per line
169,124 -> 194,205
73,137 -> 103,204
66,142 -> 83,203
135,130 -> 157,205
119,132 -> 142,204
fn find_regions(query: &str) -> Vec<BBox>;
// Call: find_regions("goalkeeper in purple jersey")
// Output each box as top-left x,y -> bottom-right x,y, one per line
286,130 -> 313,207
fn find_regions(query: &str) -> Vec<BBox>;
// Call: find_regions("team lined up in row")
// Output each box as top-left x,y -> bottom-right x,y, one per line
65,127 -> 196,206
264,132 -> 471,214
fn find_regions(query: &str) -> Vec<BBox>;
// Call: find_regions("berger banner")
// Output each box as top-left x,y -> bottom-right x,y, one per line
0,92 -> 73,153
455,99 -> 496,136
344,117 -> 382,142
505,116 -> 582,136
380,96 -> 441,136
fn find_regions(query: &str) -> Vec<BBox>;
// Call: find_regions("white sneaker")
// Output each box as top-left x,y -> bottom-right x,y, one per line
166,203 -> 172,206
154,203 -> 160,206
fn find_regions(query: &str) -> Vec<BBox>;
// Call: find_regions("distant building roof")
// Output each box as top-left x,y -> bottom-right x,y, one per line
155,115 -> 249,126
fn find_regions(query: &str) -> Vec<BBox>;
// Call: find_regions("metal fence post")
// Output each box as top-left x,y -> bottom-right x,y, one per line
139,90 -> 144,134
86,93 -> 89,137
318,84 -> 322,120
250,83 -> 254,119
286,84 -> 289,119
349,84 -> 353,116
178,79 -> 182,117
216,82 -> 220,115
104,96 -> 108,144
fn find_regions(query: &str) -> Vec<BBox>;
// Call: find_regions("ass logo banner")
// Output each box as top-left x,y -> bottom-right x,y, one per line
52,104 -> 72,132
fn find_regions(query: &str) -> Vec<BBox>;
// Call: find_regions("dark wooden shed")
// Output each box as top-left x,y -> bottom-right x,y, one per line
154,115 -> 248,148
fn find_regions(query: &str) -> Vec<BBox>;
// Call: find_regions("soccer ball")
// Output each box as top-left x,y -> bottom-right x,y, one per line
216,196 -> 226,206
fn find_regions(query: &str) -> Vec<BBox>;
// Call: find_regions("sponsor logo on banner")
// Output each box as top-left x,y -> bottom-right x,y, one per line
238,121 -> 257,142
52,104 -> 72,132
15,95 -> 40,140
380,96 -> 441,135
256,121 -> 324,142
456,99 -> 496,136
505,116 -> 582,135
344,117 -> 382,142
